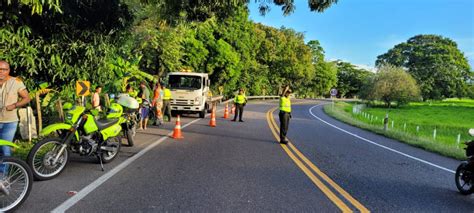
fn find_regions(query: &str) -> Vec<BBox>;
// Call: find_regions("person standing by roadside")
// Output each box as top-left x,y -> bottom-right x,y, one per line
138,81 -> 151,130
151,82 -> 163,126
279,87 -> 292,144
126,84 -> 137,98
162,85 -> 172,122
91,86 -> 102,111
232,88 -> 247,122
0,60 -> 31,156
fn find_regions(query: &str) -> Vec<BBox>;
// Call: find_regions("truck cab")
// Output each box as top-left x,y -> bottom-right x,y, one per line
167,72 -> 211,118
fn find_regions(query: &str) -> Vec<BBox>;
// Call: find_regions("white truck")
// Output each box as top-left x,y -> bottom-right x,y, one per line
167,72 -> 213,118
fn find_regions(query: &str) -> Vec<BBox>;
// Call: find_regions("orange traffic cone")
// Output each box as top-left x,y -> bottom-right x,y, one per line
223,104 -> 229,119
231,105 -> 235,114
209,107 -> 217,127
171,115 -> 183,139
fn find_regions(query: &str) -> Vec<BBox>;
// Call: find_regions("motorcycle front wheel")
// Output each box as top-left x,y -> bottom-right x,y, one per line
27,138 -> 69,181
125,128 -> 135,147
455,162 -> 474,195
0,157 -> 33,212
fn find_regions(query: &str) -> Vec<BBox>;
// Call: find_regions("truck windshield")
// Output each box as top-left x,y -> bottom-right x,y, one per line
169,75 -> 202,90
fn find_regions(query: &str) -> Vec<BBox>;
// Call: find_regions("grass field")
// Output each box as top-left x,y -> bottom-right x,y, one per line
324,99 -> 474,159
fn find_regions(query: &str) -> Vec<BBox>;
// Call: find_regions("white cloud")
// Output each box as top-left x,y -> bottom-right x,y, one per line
327,59 -> 377,72
354,64 -> 376,72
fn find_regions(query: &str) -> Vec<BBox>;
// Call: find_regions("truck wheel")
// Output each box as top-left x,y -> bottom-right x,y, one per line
199,109 -> 206,118
206,103 -> 212,113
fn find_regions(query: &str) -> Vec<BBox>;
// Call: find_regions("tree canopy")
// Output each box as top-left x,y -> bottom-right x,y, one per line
376,34 -> 471,100
360,65 -> 421,107
334,61 -> 373,98
1,0 -> 340,101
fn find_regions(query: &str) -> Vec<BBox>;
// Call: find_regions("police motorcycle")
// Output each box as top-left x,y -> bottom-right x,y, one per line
455,128 -> 474,195
26,103 -> 125,180
114,94 -> 140,147
0,140 -> 33,212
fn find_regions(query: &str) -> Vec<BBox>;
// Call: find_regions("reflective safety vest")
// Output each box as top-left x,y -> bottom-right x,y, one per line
280,96 -> 291,113
234,94 -> 246,104
128,90 -> 138,98
163,89 -> 172,100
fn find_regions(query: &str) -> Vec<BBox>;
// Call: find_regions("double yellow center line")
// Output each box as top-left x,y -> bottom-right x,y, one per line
266,108 -> 369,213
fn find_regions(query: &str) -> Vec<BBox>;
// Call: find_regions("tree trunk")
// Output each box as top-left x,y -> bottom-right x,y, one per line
56,98 -> 64,122
35,93 -> 42,134
104,93 -> 110,108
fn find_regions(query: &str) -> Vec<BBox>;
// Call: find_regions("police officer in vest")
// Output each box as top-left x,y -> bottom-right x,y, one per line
232,88 -> 247,122
161,85 -> 172,122
279,87 -> 292,144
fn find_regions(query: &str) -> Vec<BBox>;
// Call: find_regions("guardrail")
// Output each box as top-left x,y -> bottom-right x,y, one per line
209,95 -> 224,103
221,95 -> 279,104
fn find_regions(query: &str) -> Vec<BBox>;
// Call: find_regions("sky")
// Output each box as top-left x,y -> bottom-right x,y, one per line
248,0 -> 474,70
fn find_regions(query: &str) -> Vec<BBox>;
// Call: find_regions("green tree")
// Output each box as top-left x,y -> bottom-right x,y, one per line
256,24 -> 314,93
141,0 -> 339,22
305,40 -> 337,97
361,65 -> 421,107
335,61 -> 373,98
376,35 -> 471,100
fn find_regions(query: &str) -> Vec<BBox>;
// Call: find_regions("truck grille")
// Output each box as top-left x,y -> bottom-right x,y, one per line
173,99 -> 194,106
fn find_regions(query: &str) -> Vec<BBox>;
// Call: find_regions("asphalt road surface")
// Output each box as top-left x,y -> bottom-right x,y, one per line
15,100 -> 474,212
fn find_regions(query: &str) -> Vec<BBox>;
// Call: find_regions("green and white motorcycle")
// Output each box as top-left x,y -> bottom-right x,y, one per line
27,103 -> 125,180
0,140 -> 33,212
115,94 -> 140,147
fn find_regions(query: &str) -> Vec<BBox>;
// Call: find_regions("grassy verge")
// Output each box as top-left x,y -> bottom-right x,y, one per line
324,102 -> 466,160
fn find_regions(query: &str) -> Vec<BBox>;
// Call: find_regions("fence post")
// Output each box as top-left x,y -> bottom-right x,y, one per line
391,121 -> 394,129
433,128 -> 437,140
416,126 -> 420,133
403,123 -> 406,131
457,134 -> 461,146
383,113 -> 389,131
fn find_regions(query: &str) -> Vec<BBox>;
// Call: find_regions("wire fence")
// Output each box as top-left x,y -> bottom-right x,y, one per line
352,104 -> 470,149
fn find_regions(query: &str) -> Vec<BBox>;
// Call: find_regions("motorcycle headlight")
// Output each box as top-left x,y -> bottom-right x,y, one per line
66,114 -> 73,121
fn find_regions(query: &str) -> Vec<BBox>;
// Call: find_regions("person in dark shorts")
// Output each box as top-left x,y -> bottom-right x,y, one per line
138,81 -> 151,130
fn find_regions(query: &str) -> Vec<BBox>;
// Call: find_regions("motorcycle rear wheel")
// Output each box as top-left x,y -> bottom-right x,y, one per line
0,157 -> 33,212
27,138 -> 69,181
455,162 -> 474,195
100,137 -> 121,163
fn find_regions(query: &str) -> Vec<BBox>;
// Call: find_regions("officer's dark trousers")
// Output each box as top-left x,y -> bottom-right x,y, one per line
233,104 -> 244,121
162,100 -> 171,121
279,111 -> 290,142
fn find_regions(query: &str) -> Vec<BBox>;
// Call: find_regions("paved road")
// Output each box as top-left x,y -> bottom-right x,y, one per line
15,100 -> 474,212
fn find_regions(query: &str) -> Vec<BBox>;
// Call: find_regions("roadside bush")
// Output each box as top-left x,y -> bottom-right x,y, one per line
360,64 -> 421,107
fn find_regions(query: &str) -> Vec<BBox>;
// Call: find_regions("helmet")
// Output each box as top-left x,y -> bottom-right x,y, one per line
117,95 -> 139,109
106,103 -> 123,119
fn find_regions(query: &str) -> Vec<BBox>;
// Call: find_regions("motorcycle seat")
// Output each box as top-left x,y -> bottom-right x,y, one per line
95,118 -> 119,130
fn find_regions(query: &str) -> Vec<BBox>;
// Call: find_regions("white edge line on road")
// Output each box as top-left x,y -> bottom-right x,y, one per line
51,110 -> 220,213
309,104 -> 455,174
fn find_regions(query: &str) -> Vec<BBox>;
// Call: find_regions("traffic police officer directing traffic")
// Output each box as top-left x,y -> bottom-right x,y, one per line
162,85 -> 172,122
279,87 -> 292,144
232,88 -> 247,122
